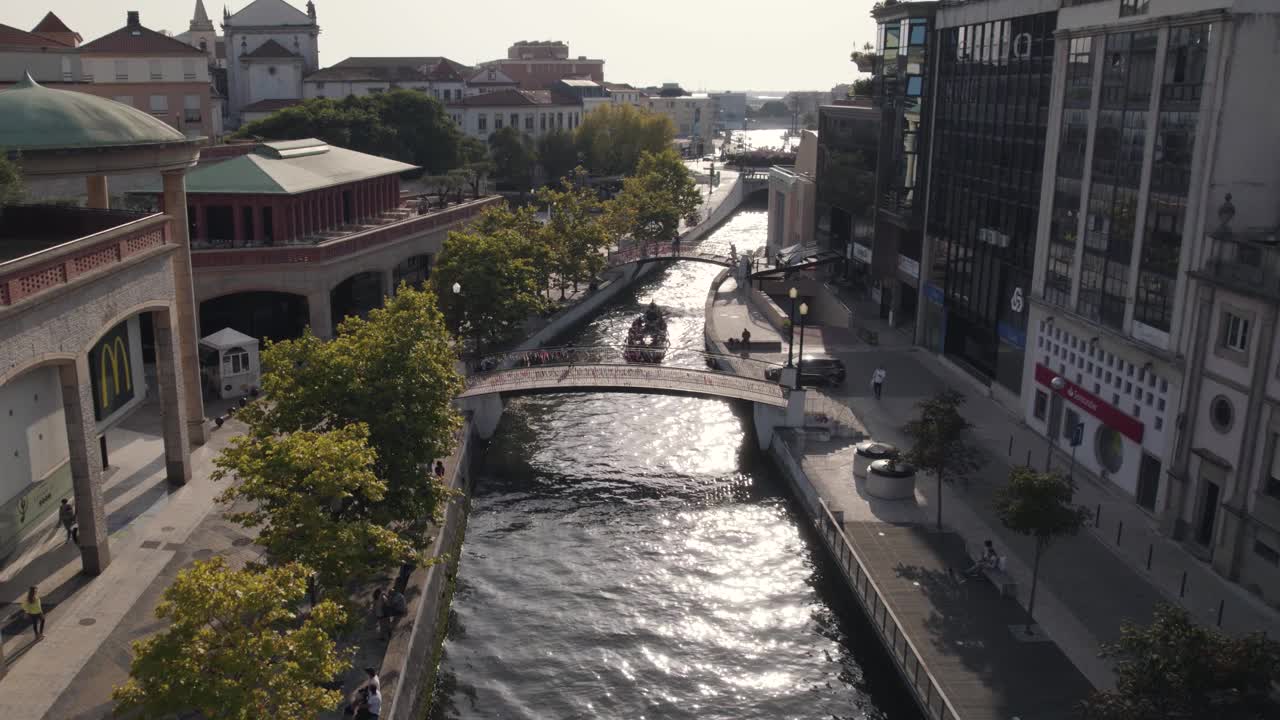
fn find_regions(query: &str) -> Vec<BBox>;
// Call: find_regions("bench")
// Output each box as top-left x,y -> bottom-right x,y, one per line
967,543 -> 1019,598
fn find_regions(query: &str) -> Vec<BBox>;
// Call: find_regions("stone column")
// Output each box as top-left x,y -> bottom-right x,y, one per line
59,361 -> 109,574
252,201 -> 264,243
307,289 -> 333,339
85,175 -> 110,209
152,307 -> 192,485
162,170 -> 208,447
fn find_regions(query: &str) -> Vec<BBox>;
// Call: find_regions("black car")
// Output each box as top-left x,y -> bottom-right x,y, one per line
765,355 -> 847,387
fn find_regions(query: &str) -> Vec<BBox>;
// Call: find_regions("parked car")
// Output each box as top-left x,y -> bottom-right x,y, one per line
764,355 -> 847,387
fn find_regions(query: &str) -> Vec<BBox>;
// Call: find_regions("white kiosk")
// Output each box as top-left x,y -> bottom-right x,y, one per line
199,328 -> 260,400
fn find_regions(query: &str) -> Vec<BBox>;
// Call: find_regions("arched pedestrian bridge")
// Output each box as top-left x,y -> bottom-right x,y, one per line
457,345 -> 800,444
605,245 -> 735,270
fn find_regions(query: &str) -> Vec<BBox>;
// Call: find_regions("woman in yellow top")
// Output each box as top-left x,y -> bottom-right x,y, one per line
21,585 -> 44,640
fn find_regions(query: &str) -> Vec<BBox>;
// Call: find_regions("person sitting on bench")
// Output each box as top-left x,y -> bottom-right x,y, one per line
964,539 -> 999,577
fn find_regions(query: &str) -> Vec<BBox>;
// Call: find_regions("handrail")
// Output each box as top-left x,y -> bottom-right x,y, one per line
0,212 -> 168,273
464,343 -> 787,378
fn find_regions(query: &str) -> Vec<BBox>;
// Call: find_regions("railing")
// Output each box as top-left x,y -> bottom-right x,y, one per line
772,438 -> 960,720
1196,230 -> 1280,299
190,196 -> 502,269
605,244 -> 734,269
0,213 -> 171,308
463,343 -> 785,379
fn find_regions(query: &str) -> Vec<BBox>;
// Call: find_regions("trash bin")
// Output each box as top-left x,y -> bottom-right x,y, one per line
854,441 -> 898,479
866,459 -> 917,500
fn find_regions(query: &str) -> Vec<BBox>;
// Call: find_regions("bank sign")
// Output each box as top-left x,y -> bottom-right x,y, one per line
1034,364 -> 1144,443
89,321 -> 135,421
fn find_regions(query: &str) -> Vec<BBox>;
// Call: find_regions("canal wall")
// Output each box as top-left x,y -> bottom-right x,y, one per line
768,432 -> 961,720
380,420 -> 474,720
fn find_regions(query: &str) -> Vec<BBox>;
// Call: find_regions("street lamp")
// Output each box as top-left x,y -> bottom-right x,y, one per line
1046,375 -> 1065,471
796,302 -> 809,385
786,287 -> 798,367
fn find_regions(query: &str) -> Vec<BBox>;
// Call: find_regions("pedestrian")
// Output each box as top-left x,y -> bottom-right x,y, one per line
59,498 -> 76,543
672,236 -> 681,256
345,667 -> 381,717
434,461 -> 445,480
22,585 -> 45,640
871,365 -> 886,400
740,327 -> 751,350
963,540 -> 999,578
382,587 -> 407,639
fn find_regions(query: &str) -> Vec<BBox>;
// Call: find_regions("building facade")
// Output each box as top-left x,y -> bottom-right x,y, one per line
222,0 -> 320,128
710,91 -> 748,130
814,102 -> 879,284
175,0 -> 225,68
448,89 -> 584,141
605,82 -> 645,107
646,94 -> 713,154
481,40 -> 604,90
767,130 -> 818,255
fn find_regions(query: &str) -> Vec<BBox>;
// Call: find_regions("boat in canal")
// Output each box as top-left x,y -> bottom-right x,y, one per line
624,301 -> 668,363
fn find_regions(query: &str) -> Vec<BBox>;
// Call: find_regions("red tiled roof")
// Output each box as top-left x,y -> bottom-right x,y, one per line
242,98 -> 304,113
32,12 -> 74,35
242,39 -> 299,59
426,60 -> 463,82
0,23 -> 70,48
81,21 -> 206,56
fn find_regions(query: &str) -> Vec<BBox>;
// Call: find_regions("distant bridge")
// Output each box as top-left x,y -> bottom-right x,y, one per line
605,245 -> 735,270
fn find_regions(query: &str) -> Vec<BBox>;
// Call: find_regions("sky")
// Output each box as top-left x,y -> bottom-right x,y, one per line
12,0 -> 877,92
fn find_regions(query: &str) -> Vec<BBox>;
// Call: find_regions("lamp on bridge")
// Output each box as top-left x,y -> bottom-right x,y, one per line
796,302 -> 809,388
786,287 -> 798,367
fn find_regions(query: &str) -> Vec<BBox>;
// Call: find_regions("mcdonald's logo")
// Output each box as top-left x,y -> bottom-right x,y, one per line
89,321 -> 136,420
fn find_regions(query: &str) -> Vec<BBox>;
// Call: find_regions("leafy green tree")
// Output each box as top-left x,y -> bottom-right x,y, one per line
433,207 -> 548,352
488,125 -> 536,191
112,559 -> 349,720
214,423 -> 415,604
852,77 -> 874,97
536,170 -> 608,298
608,148 -> 702,249
575,104 -> 675,176
244,286 -> 462,545
537,129 -> 579,185
901,389 -> 984,531
459,160 -> 494,199
758,100 -> 790,117
0,152 -> 24,205
993,467 -> 1090,632
1082,604 -> 1280,720
236,90 -> 464,173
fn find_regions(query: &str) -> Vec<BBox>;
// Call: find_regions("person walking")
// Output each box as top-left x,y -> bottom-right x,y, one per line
59,498 -> 76,543
871,366 -> 886,400
740,327 -> 751,352
22,585 -> 45,640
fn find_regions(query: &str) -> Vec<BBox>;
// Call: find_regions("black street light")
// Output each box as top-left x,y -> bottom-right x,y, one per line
796,302 -> 809,385
1045,375 -> 1065,471
786,287 -> 798,367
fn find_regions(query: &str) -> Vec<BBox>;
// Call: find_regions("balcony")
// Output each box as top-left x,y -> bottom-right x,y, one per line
0,206 -> 171,308
191,195 -> 502,269
1195,229 -> 1280,300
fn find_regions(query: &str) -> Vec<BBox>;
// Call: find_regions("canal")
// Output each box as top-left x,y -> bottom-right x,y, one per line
430,209 -> 920,720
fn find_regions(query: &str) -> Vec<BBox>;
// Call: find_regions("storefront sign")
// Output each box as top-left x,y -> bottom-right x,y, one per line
924,283 -> 944,306
1035,364 -> 1144,443
851,243 -> 872,264
0,462 -> 72,556
89,320 -> 135,421
898,254 -> 920,280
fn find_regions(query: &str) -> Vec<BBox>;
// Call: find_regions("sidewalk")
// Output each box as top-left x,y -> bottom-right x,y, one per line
706,279 -> 1280,692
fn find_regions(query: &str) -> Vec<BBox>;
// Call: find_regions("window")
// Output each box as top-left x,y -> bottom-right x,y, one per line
1254,540 -> 1280,567
1033,390 -> 1048,420
183,58 -> 197,80
149,95 -> 169,114
510,113 -> 519,128
114,60 -> 129,81
1120,0 -> 1150,17
525,114 -> 534,130
149,60 -> 163,81
495,115 -> 504,129
183,94 -> 201,123
557,112 -> 564,129
540,113 -> 547,130
222,347 -> 250,376
315,81 -> 326,90
478,114 -> 487,131
1222,311 -> 1250,352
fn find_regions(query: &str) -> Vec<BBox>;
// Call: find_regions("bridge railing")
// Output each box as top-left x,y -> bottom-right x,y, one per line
463,343 -> 785,382
605,243 -> 734,269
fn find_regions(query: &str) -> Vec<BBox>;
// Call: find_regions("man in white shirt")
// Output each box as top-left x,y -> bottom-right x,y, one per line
871,366 -> 886,399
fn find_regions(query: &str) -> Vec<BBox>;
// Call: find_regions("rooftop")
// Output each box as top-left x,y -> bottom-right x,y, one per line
80,11 -> 205,56
0,74 -> 191,151
241,38 -> 299,59
0,22 -> 73,49
449,89 -> 580,107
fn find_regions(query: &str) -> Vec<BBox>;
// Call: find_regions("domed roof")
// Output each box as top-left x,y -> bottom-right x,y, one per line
0,73 -> 190,151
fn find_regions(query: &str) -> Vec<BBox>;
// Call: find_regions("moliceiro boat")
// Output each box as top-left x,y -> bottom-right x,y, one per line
624,301 -> 669,363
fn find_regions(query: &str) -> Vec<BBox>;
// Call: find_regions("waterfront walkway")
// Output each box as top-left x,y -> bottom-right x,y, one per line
706,275 -> 1280,709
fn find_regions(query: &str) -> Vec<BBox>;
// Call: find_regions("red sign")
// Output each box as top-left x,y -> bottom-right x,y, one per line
1035,364 -> 1144,443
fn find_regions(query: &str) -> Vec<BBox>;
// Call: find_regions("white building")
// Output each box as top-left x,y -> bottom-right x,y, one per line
1024,0 -> 1280,604
604,82 -> 645,107
223,0 -> 320,128
448,89 -> 584,140
710,91 -> 748,130
302,56 -> 469,102
464,66 -> 519,97
647,93 -> 713,154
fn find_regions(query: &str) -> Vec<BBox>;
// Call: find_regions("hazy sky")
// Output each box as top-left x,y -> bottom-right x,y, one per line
13,0 -> 877,91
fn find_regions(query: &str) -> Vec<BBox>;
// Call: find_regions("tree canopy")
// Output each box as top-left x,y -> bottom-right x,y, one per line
575,104 -> 675,177
901,389 -> 983,530
0,152 -> 23,205
536,170 -> 610,298
757,100 -> 791,117
241,286 -> 462,545
607,148 -> 702,248
1082,604 -> 1280,720
236,90 -> 464,174
112,559 -> 349,720
537,129 -> 580,186
488,125 -> 536,191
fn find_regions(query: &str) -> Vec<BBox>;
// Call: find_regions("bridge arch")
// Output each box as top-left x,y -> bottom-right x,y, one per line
330,270 -> 386,333
199,290 -> 310,342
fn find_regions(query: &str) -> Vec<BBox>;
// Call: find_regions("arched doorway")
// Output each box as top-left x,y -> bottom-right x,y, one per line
392,254 -> 431,292
330,271 -> 385,334
199,291 -> 309,342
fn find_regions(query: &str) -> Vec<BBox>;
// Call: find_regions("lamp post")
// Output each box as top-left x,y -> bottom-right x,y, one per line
452,281 -> 466,358
796,302 -> 809,386
1046,375 -> 1065,471
786,287 -> 798,367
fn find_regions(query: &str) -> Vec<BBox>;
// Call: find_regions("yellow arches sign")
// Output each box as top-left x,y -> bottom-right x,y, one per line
89,321 -> 135,420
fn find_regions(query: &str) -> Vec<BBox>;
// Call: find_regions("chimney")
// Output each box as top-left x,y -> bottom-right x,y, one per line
127,11 -> 141,28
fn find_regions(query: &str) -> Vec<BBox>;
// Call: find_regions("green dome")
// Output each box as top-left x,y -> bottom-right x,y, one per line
0,73 -> 189,151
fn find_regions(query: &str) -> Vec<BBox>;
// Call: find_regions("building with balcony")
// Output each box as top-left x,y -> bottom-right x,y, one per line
479,40 -> 604,90
130,137 -> 500,342
448,89 -> 584,141
0,76 -> 205,576
1023,2 -> 1280,605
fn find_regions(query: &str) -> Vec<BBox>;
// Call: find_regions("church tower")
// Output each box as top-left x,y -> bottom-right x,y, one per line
223,0 -> 320,127
178,0 -> 222,67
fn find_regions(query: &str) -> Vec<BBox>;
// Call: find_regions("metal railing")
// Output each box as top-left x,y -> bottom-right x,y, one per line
605,243 -> 734,269
1196,230 -> 1280,299
463,343 -> 786,379
772,438 -> 960,720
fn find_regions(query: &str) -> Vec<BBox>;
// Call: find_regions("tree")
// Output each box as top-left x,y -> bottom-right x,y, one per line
243,286 -> 462,547
607,148 -> 702,250
459,160 -> 494,199
488,125 -> 536,191
537,129 -> 579,186
214,424 -> 415,604
112,559 -> 349,720
802,112 -> 818,130
433,206 -> 548,352
236,90 -> 464,174
536,170 -> 609,298
852,77 -> 874,97
993,467 -> 1090,632
0,152 -> 24,205
1082,604 -> 1280,720
901,389 -> 983,531
575,104 -> 675,177
758,100 -> 790,117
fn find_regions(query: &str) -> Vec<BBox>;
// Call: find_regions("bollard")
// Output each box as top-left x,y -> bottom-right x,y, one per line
1095,504 -> 1101,528
1146,544 -> 1153,571
1009,435 -> 1014,457
1217,599 -> 1224,627
1116,521 -> 1124,546
1180,570 -> 1187,598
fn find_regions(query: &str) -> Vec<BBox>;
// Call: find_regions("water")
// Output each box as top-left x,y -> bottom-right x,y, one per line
727,128 -> 802,153
431,210 -> 917,720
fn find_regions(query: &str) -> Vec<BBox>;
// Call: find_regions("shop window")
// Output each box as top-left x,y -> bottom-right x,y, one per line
1095,426 -> 1125,474
1254,540 -> 1280,567
1033,390 -> 1048,420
